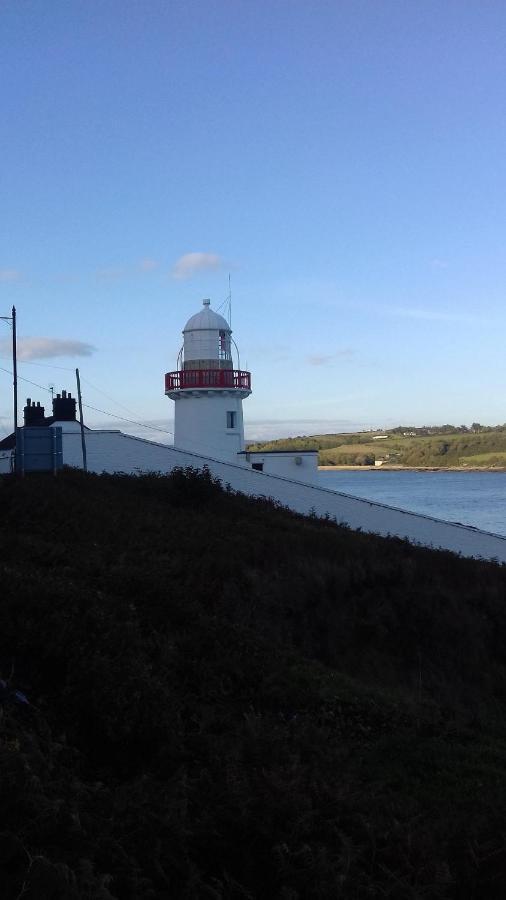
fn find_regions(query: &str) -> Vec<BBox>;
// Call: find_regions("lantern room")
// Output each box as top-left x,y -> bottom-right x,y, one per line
182,298 -> 232,370
165,299 -> 251,394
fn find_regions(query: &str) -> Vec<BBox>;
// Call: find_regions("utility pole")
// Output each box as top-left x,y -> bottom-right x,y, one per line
12,306 -> 17,440
0,305 -> 18,468
75,368 -> 87,472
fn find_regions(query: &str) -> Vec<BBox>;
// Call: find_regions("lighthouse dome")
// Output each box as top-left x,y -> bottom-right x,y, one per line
181,298 -> 233,370
183,299 -> 231,334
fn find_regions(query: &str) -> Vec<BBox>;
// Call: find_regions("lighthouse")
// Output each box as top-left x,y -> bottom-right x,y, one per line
165,299 -> 251,460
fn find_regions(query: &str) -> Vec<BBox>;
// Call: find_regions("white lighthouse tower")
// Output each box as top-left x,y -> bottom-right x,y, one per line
165,299 -> 251,461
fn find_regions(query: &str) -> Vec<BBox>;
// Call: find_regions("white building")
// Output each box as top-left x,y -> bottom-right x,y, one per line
164,298 -> 251,461
164,298 -> 318,479
1,299 -> 506,563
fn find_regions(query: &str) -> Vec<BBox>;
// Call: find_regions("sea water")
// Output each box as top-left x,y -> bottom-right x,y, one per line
318,470 -> 506,537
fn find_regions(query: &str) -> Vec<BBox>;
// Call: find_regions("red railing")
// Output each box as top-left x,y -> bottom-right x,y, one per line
165,369 -> 251,391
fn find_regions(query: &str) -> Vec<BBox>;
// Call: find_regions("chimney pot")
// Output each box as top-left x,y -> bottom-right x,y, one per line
24,399 -> 45,426
52,389 -> 77,422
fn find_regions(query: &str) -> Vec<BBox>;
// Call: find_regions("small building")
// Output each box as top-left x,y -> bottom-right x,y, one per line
238,449 -> 319,482
0,391 -> 85,473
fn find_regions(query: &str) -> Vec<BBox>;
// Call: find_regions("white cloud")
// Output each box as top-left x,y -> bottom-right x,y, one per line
0,337 -> 96,361
171,252 -> 223,280
306,350 -> 354,366
0,269 -> 22,282
139,258 -> 158,272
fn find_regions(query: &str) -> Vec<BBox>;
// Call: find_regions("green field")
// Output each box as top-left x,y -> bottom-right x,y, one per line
248,424 -> 506,467
459,451 -> 506,467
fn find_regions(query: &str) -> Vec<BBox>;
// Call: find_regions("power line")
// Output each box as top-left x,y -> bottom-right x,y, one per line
0,364 -> 54,395
79,376 -> 151,420
79,402 -> 251,459
0,363 -> 172,437
81,401 -> 175,437
0,357 -> 75,372
1,360 -> 152,421
0,363 -> 241,458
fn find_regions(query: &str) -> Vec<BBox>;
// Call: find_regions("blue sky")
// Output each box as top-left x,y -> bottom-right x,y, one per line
1,0 -> 505,440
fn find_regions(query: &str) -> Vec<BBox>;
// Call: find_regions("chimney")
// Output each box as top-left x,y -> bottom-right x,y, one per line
24,398 -> 46,427
52,390 -> 77,422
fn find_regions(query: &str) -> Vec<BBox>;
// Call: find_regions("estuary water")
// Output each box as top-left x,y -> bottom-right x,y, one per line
318,470 -> 506,537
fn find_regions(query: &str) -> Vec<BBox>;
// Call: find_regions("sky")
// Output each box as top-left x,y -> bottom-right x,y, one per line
1,0 -> 505,441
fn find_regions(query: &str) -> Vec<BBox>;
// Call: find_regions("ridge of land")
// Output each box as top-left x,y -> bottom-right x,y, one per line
248,423 -> 506,468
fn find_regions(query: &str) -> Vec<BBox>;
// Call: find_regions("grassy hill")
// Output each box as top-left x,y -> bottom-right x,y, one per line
2,468 -> 506,897
248,424 -> 506,467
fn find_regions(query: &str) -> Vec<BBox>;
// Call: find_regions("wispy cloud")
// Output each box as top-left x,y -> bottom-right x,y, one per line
0,269 -> 22,282
95,260 -> 160,280
50,273 -> 81,285
0,337 -> 96,361
306,349 -> 354,366
95,266 -> 125,282
430,258 -> 449,269
248,344 -> 291,364
387,306 -> 484,325
308,290 -> 487,327
245,418 -> 368,441
139,258 -> 158,272
172,252 -> 223,280
90,418 -> 172,442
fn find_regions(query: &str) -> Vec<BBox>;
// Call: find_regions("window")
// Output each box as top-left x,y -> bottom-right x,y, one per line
252,462 -> 263,472
218,330 -> 229,360
226,411 -> 236,429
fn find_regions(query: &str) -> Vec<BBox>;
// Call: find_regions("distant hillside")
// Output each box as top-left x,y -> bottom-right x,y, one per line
248,423 -> 506,467
2,469 -> 506,897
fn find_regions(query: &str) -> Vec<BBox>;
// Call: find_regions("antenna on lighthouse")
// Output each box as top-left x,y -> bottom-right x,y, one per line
227,273 -> 232,328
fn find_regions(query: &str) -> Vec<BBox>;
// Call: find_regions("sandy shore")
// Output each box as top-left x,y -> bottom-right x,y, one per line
318,465 -> 506,472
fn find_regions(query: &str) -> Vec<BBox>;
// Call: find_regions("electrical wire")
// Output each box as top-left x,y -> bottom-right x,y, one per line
81,401 -> 175,437
0,357 -> 75,372
1,363 -> 248,459
78,402 -> 248,459
0,363 -> 172,437
0,364 -> 55,394
0,361 -> 147,421
79,376 -> 152,421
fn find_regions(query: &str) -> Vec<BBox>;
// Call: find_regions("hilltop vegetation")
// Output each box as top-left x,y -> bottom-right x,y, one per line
248,423 -> 506,467
2,469 -> 506,897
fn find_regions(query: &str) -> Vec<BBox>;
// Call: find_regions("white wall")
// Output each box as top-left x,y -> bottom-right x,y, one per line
173,391 -> 247,460
55,429 -> 506,564
184,329 -> 227,362
244,451 -> 319,482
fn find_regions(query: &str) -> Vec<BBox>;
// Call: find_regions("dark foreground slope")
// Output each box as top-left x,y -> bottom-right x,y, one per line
1,469 -> 506,899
